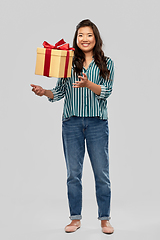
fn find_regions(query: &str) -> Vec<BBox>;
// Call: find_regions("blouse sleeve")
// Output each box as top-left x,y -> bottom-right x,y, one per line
48,78 -> 68,102
95,58 -> 114,100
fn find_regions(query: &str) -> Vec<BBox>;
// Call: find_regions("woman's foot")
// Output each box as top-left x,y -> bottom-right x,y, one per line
101,220 -> 114,234
65,220 -> 81,233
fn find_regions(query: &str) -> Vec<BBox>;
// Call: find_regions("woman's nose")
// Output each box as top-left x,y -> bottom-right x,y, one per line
83,35 -> 87,41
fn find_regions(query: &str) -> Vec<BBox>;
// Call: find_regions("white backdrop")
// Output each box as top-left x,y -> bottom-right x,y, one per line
0,0 -> 160,239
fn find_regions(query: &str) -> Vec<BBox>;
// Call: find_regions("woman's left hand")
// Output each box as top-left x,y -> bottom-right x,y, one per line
72,73 -> 89,88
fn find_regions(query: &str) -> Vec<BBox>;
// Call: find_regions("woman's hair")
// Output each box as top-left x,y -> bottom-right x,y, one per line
73,19 -> 110,79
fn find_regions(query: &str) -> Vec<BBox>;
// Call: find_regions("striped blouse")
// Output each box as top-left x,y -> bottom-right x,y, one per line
48,58 -> 114,120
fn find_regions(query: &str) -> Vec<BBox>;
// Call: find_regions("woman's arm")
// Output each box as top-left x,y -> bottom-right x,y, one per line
72,59 -> 114,99
44,89 -> 54,99
72,73 -> 101,96
30,84 -> 54,99
86,80 -> 101,96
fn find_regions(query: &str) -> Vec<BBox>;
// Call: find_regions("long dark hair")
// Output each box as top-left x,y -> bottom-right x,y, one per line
73,19 -> 110,79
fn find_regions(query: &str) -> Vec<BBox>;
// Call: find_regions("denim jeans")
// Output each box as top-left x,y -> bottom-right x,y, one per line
62,116 -> 111,220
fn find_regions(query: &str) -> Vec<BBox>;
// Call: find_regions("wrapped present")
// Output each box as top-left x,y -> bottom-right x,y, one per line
35,39 -> 74,78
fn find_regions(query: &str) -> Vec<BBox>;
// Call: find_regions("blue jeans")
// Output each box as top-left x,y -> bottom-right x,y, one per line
62,116 -> 111,220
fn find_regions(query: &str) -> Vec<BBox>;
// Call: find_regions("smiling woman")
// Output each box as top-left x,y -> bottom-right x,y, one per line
73,19 -> 110,80
77,26 -> 96,56
31,19 -> 114,234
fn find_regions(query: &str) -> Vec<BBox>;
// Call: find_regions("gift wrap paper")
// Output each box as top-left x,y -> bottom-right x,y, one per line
35,48 -> 74,78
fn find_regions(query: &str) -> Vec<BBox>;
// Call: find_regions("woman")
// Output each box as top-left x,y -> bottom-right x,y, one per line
31,19 -> 114,234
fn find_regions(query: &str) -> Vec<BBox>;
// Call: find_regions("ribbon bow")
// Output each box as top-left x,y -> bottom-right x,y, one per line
42,39 -> 74,77
43,39 -> 75,51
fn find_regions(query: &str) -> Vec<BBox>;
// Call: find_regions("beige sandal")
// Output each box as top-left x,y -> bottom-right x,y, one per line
101,220 -> 114,234
65,220 -> 81,233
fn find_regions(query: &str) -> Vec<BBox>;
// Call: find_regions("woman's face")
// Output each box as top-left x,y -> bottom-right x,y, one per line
77,26 -> 96,55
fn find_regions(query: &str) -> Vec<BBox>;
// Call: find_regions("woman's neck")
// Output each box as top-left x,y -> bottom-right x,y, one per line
83,52 -> 93,69
84,51 -> 93,61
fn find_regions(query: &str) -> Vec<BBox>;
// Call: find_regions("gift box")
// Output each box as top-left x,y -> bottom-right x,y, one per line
35,39 -> 74,78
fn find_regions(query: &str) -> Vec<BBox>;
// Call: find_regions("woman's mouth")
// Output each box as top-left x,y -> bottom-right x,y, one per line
82,43 -> 90,47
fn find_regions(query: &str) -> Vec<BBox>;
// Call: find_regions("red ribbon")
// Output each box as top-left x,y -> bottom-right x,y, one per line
43,39 -> 74,77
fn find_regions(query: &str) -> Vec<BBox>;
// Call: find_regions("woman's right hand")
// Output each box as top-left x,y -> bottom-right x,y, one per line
30,84 -> 45,96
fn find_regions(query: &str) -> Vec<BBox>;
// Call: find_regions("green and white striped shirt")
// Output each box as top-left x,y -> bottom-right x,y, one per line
48,58 -> 114,120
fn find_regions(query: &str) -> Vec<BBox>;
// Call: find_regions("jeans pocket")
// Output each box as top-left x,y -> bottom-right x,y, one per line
62,117 -> 71,123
